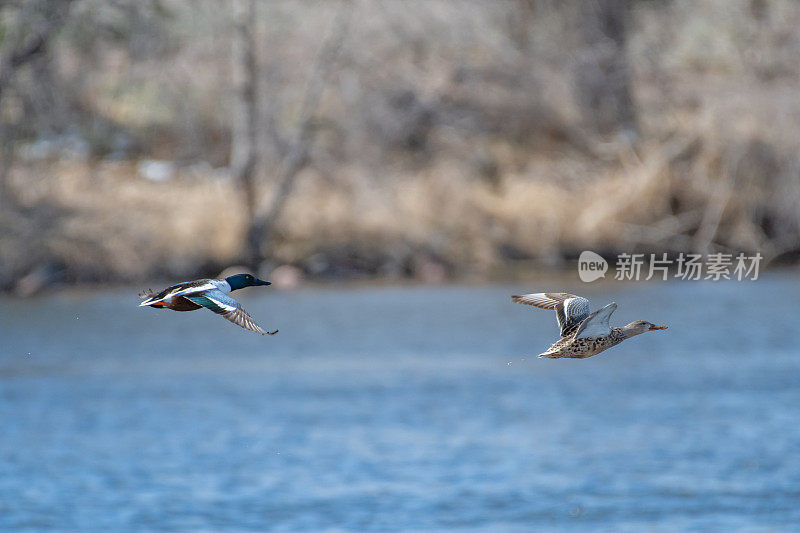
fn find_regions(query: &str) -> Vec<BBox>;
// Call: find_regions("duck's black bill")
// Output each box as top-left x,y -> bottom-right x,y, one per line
256,279 -> 272,286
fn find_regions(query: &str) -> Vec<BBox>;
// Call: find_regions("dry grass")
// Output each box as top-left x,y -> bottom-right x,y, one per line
4,109 -> 798,288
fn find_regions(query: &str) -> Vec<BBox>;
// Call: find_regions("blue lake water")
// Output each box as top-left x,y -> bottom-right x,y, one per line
1,277 -> 799,531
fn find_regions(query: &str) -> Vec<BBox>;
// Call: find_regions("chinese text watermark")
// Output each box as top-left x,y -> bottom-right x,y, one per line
579,251 -> 762,282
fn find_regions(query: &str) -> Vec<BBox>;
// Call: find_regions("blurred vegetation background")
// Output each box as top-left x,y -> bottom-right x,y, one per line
1,0 -> 799,292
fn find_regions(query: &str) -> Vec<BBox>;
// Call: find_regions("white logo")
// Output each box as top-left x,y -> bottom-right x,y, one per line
578,251 -> 608,282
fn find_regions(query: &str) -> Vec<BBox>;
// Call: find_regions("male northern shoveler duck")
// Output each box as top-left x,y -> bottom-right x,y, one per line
511,292 -> 666,359
139,274 -> 278,335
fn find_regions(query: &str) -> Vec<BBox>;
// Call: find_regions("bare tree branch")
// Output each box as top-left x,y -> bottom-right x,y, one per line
0,0 -> 75,204
0,0 -> 74,101
231,0 -> 259,247
244,2 -> 352,267
575,0 -> 638,142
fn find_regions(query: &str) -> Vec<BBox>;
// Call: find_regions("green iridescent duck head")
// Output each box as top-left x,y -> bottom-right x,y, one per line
225,273 -> 271,291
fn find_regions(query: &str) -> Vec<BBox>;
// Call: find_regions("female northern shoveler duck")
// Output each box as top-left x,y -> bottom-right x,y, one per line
139,274 -> 278,335
511,292 -> 666,359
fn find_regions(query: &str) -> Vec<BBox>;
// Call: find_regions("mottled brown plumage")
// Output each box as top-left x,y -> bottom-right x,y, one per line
512,292 -> 668,359
539,323 -> 668,358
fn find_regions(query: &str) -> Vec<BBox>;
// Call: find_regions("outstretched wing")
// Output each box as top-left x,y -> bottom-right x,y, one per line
185,289 -> 277,335
574,302 -> 617,339
511,292 -> 591,337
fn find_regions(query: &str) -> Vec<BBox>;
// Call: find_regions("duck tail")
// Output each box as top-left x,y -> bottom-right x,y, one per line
138,288 -> 156,299
538,351 -> 561,359
138,289 -> 160,306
